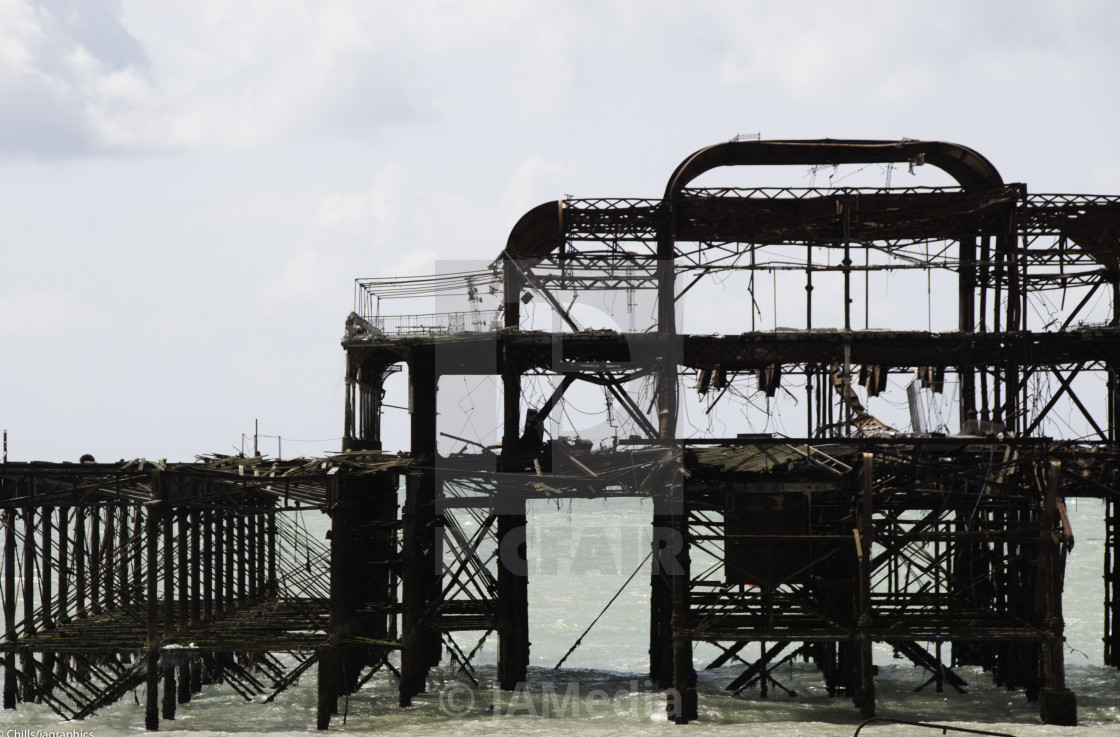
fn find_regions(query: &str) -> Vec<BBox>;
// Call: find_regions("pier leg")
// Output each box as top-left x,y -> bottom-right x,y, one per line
21,508 -> 37,703
247,511 -> 258,601
1039,460 -> 1076,725
497,495 -> 529,690
177,658 -> 191,704
1105,496 -> 1118,667
650,497 -> 673,688
667,469 -> 696,724
202,508 -> 213,625
257,509 -> 267,598
855,453 -> 876,718
190,508 -> 201,628
119,505 -> 130,606
3,509 -> 17,709
145,646 -> 160,731
214,512 -> 225,620
146,473 -> 163,731
190,657 -> 202,695
41,506 -> 53,630
237,514 -> 248,606
316,645 -> 341,730
398,470 -> 432,706
400,352 -> 439,706
162,667 -> 176,720
267,502 -> 278,596
326,473 -> 357,700
57,508 -> 70,623
163,502 -> 175,637
225,510 -> 235,611
103,506 -> 115,612
90,506 -> 102,615
75,506 -> 87,617
177,510 -> 189,633
133,507 -> 143,610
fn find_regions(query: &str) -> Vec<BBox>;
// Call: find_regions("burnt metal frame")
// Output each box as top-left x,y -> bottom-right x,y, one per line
338,139 -> 1120,728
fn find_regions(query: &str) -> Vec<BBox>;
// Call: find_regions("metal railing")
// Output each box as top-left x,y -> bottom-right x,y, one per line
359,310 -> 502,337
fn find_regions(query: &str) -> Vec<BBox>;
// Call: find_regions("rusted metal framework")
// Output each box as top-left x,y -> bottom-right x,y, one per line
3,139 -> 1118,731
342,139 -> 1120,727
0,453 -> 404,730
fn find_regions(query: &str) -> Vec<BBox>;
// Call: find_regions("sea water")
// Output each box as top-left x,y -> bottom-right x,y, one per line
1,498 -> 1116,736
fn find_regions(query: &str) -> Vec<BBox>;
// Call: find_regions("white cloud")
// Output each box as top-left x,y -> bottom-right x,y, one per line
0,288 -> 98,337
315,161 -> 408,232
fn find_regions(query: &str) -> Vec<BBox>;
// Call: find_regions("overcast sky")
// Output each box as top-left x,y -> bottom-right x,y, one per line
2,1 -> 1118,462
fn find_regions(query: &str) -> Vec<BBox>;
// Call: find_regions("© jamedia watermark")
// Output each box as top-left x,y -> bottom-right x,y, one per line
3,732 -> 95,737
438,679 -> 682,719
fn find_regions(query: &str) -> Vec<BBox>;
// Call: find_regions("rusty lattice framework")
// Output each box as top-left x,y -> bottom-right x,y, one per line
340,140 -> 1120,727
0,454 -> 404,730
3,140 -> 1120,732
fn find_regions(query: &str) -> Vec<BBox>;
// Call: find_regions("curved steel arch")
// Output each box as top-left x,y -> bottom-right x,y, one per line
663,139 -> 1005,199
502,139 -> 1015,329
505,139 -> 1005,265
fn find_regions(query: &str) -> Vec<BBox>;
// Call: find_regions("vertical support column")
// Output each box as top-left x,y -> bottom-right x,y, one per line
1106,496 -> 1119,667
318,468 -> 400,731
649,495 -> 673,688
855,453 -> 875,718
19,505 -> 35,703
666,466 -> 695,724
176,507 -> 191,706
39,505 -> 55,699
1039,460 -> 1076,725
267,501 -> 277,596
657,193 -> 691,722
237,513 -> 248,605
177,510 -> 188,633
343,352 -> 358,451
177,656 -> 191,704
103,506 -> 115,612
496,494 -> 529,690
133,507 -> 143,612
316,643 -> 342,730
57,508 -> 70,623
398,481 -> 424,707
319,473 -> 350,730
842,202 -> 852,332
500,350 -> 521,465
999,219 -> 1021,433
3,508 -> 17,709
503,254 -> 523,330
202,509 -> 213,624
400,349 -> 439,707
256,508 -> 267,598
162,662 -> 177,720
119,504 -> 130,606
22,507 -> 35,637
225,510 -> 235,611
247,508 -> 257,600
76,499 -> 86,613
163,494 -> 175,638
145,473 -> 162,732
89,506 -> 101,614
41,505 -> 53,630
214,512 -> 225,619
190,508 -> 201,627
163,494 -> 178,725
959,236 -> 977,419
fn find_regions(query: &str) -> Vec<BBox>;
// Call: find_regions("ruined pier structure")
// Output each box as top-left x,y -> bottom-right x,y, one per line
3,140 -> 1120,730
342,140 -> 1120,726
